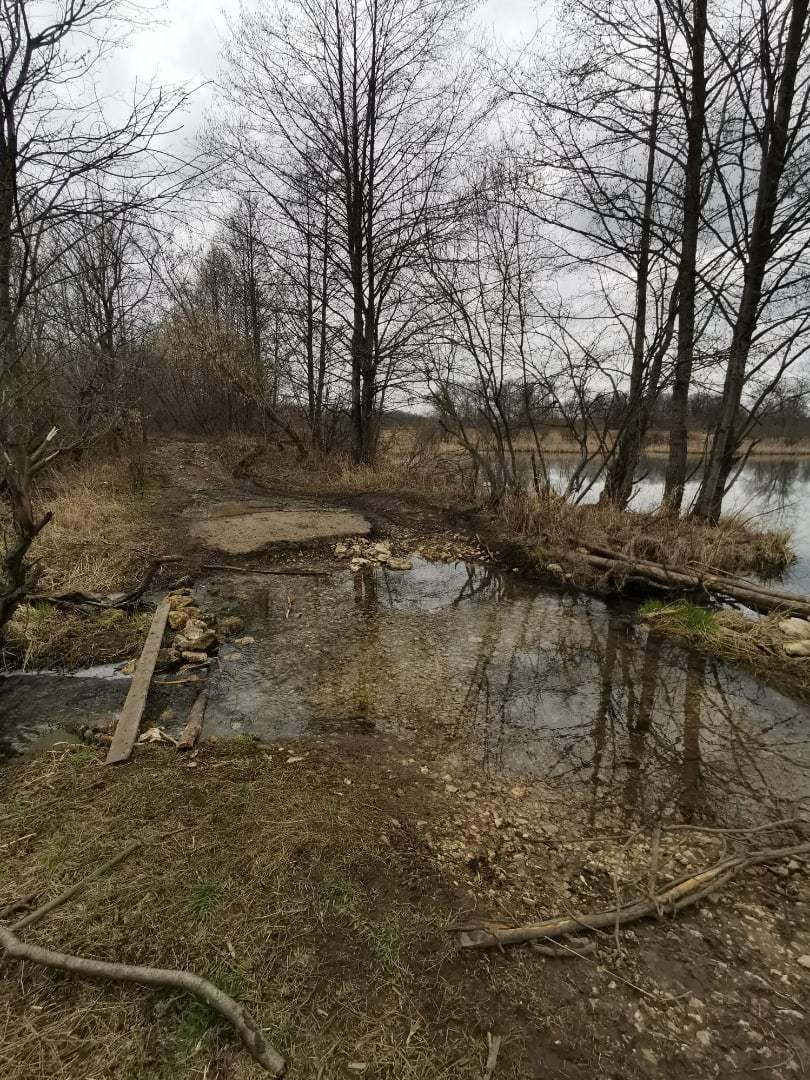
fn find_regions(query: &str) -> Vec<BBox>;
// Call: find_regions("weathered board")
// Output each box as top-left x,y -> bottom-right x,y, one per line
177,686 -> 208,751
105,597 -> 171,765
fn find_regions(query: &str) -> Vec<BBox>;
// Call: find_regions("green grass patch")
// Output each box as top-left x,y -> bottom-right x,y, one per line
640,599 -> 717,638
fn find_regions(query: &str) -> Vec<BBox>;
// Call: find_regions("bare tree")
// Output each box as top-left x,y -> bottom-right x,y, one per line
0,0 -> 189,636
216,0 -> 474,464
692,0 -> 810,521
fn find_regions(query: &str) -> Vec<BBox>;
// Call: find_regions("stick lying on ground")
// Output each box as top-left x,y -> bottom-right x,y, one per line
202,562 -> 329,577
1,840 -> 287,1075
177,687 -> 208,751
29,555 -> 182,610
459,841 -> 810,950
12,841 -> 142,933
0,926 -> 285,1074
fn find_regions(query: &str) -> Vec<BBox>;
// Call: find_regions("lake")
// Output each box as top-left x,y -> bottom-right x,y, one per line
531,453 -> 810,593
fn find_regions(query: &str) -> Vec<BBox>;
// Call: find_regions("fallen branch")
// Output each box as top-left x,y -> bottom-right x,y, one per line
29,556 -> 182,610
12,841 -> 142,933
202,563 -> 329,577
581,543 -> 810,617
177,687 -> 208,751
482,1032 -> 502,1080
458,842 -> 810,950
0,925 -> 285,1074
0,893 -> 35,920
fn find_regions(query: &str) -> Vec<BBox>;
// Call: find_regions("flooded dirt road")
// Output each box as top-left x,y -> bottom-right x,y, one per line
6,553 -> 810,830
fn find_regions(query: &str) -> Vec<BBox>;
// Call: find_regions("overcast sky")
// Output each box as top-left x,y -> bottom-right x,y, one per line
109,0 -> 546,148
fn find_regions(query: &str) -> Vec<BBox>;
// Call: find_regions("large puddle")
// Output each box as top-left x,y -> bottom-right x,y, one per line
202,559 -> 810,827
4,558 -> 810,828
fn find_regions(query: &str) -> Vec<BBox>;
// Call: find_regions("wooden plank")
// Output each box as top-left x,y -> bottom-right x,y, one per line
105,597 -> 171,765
177,687 -> 208,751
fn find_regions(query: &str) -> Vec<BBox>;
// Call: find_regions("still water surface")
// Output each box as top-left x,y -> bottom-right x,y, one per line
3,458 -> 810,829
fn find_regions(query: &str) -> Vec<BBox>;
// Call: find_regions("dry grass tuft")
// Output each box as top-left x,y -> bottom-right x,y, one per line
3,605 -> 151,670
498,489 -> 794,578
244,432 -> 471,502
1,456 -> 167,670
642,600 -> 810,698
30,458 -> 166,594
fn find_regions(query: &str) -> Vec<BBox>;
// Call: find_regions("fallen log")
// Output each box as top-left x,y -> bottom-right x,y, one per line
581,544 -> 810,618
106,597 -> 171,765
458,841 -> 810,950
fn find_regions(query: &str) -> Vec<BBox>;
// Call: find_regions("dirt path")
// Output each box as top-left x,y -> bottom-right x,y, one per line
2,438 -> 810,1079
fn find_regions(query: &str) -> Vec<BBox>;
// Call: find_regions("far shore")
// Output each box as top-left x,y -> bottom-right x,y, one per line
417,432 -> 810,460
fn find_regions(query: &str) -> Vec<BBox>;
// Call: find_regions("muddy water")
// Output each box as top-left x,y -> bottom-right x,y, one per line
200,558 -> 810,828
3,557 -> 809,826
0,672 -> 128,759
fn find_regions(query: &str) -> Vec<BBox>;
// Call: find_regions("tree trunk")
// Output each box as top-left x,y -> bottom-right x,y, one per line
601,31 -> 664,508
691,0 -> 810,523
662,0 -> 708,515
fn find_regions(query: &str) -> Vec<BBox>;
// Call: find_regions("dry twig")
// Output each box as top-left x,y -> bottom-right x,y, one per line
459,842 -> 810,949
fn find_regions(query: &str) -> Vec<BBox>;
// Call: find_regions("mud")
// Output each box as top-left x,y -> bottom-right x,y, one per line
190,506 -> 371,553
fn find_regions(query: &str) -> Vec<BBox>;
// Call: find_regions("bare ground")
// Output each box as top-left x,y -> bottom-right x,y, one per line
1,740 -> 809,1080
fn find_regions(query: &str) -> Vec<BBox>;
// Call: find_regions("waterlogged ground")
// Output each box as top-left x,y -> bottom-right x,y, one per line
203,558 -> 810,828
3,451 -> 810,1080
6,555 -> 809,831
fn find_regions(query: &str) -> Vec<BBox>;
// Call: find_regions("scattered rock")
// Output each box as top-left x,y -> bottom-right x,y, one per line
386,557 -> 413,571
547,563 -> 564,575
168,592 -> 195,612
779,617 -> 810,640
233,635 -> 255,647
783,639 -> 810,657
168,610 -> 190,632
218,615 -> 244,635
797,955 -> 810,969
175,619 -> 218,652
180,650 -> 209,664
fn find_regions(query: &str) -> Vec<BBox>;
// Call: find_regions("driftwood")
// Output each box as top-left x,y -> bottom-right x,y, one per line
29,555 -> 182,610
202,562 -> 329,577
459,841 -> 810,950
0,926 -> 285,1074
106,597 -> 171,765
177,687 -> 208,751
582,543 -> 810,617
0,840 -> 286,1075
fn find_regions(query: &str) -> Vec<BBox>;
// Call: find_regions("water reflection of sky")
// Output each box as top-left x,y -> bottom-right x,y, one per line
535,454 -> 810,593
201,562 -> 810,830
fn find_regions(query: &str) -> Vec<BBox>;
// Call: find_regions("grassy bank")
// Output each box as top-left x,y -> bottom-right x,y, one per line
2,739 -> 809,1080
1,457 -> 167,670
640,600 -> 810,700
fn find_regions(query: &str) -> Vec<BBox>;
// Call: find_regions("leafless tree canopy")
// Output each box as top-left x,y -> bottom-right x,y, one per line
2,0 -> 810,629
